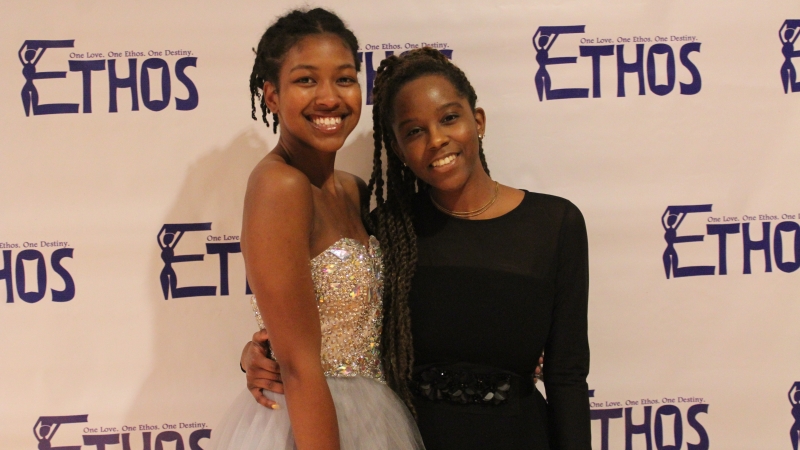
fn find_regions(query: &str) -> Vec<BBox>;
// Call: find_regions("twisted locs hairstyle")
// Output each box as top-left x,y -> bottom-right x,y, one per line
365,48 -> 490,412
249,8 -> 360,133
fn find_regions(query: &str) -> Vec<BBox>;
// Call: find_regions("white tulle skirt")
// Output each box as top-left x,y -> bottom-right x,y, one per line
211,376 -> 425,450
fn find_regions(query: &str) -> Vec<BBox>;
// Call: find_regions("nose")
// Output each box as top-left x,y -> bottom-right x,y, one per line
314,80 -> 341,110
427,124 -> 449,151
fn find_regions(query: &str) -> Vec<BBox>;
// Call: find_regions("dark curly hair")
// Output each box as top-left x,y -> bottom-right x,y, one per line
249,8 -> 360,133
364,48 -> 490,412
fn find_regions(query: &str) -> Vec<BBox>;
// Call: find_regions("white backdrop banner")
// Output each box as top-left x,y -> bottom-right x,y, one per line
2,1 -> 799,449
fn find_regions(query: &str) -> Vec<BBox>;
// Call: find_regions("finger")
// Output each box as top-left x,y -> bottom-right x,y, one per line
249,387 -> 280,410
261,357 -> 280,372
249,356 -> 281,376
250,378 -> 285,394
247,340 -> 266,358
247,367 -> 283,382
251,329 -> 270,344
243,349 -> 278,374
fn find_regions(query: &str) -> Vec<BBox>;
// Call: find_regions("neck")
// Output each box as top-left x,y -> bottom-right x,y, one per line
428,169 -> 495,214
272,137 -> 337,189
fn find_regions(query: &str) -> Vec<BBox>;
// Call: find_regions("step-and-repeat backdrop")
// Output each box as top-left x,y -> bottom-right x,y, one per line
3,0 -> 799,448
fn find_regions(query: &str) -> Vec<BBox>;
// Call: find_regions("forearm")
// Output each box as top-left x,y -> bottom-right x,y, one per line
545,381 -> 590,450
282,366 -> 339,450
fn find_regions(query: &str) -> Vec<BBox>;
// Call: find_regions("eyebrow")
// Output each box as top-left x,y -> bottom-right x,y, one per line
289,63 -> 357,73
397,101 -> 465,128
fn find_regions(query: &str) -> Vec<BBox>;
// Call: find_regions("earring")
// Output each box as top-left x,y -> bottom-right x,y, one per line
478,134 -> 485,140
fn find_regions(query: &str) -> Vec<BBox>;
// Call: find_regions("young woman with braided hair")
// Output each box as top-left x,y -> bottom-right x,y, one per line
243,47 -> 591,449
369,48 -> 590,449
212,8 -> 423,450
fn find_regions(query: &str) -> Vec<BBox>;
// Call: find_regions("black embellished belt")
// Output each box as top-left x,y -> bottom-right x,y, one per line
410,363 -> 534,406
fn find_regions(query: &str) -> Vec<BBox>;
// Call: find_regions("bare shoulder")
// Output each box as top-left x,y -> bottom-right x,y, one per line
335,170 -> 367,208
245,157 -> 314,223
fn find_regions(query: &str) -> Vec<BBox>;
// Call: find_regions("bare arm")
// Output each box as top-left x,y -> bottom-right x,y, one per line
241,163 -> 339,450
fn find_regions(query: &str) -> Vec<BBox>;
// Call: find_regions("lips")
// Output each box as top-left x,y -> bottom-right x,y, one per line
430,153 -> 458,168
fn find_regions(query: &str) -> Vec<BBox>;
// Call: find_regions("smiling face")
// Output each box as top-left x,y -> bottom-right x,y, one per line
264,33 -> 362,155
390,74 -> 485,192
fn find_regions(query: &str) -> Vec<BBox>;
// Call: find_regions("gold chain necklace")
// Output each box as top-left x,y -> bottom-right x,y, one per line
430,181 -> 500,218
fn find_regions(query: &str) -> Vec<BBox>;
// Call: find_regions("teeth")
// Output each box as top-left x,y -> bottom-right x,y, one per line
312,116 -> 342,127
431,154 -> 456,167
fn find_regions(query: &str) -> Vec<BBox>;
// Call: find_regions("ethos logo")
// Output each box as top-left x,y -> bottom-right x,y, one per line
662,205 -> 800,279
1,241 -> 74,303
533,26 -> 701,101
19,39 -> 198,116
589,390 -> 709,450
781,20 -> 800,94
357,42 -> 452,105
158,223 -> 248,299
33,414 -> 210,450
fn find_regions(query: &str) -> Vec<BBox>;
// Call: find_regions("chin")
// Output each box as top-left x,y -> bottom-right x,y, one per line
307,136 -> 348,154
425,175 -> 468,193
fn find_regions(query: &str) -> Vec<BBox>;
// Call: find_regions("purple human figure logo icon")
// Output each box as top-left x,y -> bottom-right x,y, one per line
18,40 -> 79,116
790,382 -> 800,450
157,223 -> 216,299
661,205 -> 715,279
532,26 -> 589,101
533,29 -> 557,102
662,208 -> 686,279
19,43 -> 47,117
159,227 -> 187,299
781,21 -> 800,93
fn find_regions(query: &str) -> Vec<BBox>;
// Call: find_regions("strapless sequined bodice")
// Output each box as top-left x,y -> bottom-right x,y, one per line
251,236 -> 384,382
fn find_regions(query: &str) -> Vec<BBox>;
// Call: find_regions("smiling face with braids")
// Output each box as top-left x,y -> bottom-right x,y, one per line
391,75 -> 487,194
262,34 -> 362,156
249,8 -> 362,137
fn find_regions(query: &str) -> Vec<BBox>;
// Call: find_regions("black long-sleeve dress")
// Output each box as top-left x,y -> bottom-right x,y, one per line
408,190 -> 591,450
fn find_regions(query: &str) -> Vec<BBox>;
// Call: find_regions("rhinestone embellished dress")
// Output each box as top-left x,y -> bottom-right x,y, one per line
212,237 -> 424,450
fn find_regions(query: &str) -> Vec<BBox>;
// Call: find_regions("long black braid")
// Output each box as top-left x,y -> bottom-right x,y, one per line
365,48 -> 490,413
249,8 -> 360,133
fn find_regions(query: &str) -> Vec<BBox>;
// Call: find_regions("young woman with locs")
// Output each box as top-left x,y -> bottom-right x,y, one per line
211,9 -> 424,450
244,48 -> 591,449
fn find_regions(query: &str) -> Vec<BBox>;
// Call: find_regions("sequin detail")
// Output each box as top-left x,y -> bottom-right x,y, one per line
251,296 -> 265,331
250,236 -> 384,382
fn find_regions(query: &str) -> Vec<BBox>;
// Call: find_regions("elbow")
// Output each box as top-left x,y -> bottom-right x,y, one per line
542,358 -> 590,386
273,350 -> 324,386
543,366 -> 588,386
